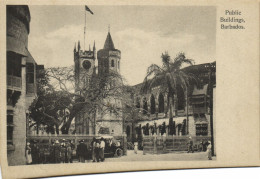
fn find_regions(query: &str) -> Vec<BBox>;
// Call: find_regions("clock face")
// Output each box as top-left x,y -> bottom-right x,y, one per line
82,60 -> 91,70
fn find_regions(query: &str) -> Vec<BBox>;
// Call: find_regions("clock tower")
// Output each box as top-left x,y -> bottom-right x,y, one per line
74,40 -> 96,92
74,40 -> 96,134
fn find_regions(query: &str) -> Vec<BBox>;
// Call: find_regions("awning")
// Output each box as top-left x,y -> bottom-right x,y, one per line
7,36 -> 27,56
194,114 -> 208,124
192,84 -> 208,95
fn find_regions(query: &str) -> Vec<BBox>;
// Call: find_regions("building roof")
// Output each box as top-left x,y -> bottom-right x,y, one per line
103,32 -> 115,50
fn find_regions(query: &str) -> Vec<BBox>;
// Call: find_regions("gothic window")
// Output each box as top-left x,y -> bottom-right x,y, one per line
150,95 -> 155,114
111,59 -> 115,67
136,97 -> 140,109
177,85 -> 185,110
143,98 -> 148,114
158,93 -> 164,113
196,124 -> 208,136
126,125 -> 131,138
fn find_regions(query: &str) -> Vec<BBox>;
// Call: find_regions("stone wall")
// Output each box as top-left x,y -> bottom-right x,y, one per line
7,59 -> 27,166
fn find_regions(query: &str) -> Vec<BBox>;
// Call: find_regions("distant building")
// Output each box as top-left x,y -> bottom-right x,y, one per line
74,30 -> 123,135
6,5 -> 43,166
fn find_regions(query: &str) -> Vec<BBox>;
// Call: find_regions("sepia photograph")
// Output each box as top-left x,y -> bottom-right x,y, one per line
1,0 -> 260,178
6,4 -> 216,166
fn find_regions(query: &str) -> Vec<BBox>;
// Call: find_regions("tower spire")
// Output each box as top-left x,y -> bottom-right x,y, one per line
93,40 -> 96,51
103,29 -> 115,50
89,44 -> 91,51
74,42 -> 76,52
108,24 -> 110,33
78,41 -> 81,51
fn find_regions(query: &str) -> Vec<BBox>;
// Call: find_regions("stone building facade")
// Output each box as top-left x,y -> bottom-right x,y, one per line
6,5 -> 43,165
74,31 -> 123,135
125,62 -> 216,143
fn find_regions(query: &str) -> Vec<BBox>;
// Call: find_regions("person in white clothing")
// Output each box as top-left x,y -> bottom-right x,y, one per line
100,138 -> 105,162
207,141 -> 212,160
134,142 -> 138,154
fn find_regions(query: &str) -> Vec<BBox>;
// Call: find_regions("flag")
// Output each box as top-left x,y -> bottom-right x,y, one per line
85,5 -> 94,15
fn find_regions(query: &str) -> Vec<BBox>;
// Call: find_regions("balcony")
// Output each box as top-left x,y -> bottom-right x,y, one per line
7,75 -> 22,91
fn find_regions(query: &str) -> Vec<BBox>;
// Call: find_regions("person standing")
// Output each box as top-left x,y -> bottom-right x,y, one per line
94,139 -> 100,162
60,139 -> 67,163
25,142 -> 32,165
31,140 -> 39,164
76,140 -> 88,163
207,141 -> 212,160
66,140 -> 73,163
100,138 -> 105,162
134,142 -> 138,154
91,138 -> 96,162
53,140 -> 61,163
187,136 -> 194,153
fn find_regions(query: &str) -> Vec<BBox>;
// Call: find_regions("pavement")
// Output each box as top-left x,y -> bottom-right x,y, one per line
73,150 -> 216,163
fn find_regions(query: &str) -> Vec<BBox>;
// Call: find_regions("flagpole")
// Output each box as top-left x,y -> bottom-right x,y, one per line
84,9 -> 86,51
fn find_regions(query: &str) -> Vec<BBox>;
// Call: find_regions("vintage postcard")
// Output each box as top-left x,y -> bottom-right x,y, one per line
0,0 -> 259,178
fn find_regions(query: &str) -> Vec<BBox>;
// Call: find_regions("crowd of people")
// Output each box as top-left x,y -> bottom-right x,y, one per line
25,139 -> 74,164
25,137 -> 110,165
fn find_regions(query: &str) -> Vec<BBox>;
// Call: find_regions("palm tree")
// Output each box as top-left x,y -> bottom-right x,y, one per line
141,52 -> 198,135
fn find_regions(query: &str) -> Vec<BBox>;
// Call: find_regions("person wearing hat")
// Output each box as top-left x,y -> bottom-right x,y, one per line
25,142 -> 32,164
91,137 -> 97,162
31,140 -> 39,164
76,140 -> 88,163
207,140 -> 212,160
53,140 -> 61,163
66,140 -> 73,163
60,139 -> 67,163
187,136 -> 194,153
100,137 -> 105,162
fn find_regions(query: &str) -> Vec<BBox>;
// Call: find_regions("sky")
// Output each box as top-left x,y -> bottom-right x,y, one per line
28,5 -> 216,86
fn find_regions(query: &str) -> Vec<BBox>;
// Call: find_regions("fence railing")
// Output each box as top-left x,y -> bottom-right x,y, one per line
143,135 -> 211,155
7,75 -> 22,90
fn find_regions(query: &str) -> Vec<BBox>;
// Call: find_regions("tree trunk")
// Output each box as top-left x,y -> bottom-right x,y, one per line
55,124 -> 59,135
185,87 -> 189,135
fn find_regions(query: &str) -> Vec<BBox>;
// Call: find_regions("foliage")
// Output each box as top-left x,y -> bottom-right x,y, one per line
141,52 -> 199,116
29,66 -> 126,134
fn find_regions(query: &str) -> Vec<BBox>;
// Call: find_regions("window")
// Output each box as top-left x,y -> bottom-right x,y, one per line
26,63 -> 34,83
150,95 -> 156,114
111,59 -> 115,67
158,93 -> 164,113
196,124 -> 208,136
7,114 -> 14,145
7,52 -> 22,77
142,98 -> 148,114
118,61 -> 120,69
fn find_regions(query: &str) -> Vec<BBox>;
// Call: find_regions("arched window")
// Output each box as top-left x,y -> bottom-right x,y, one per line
118,61 -> 120,69
126,125 -> 131,138
136,97 -> 140,109
111,60 -> 115,67
158,93 -> 164,113
150,95 -> 155,114
143,98 -> 148,114
177,85 -> 185,110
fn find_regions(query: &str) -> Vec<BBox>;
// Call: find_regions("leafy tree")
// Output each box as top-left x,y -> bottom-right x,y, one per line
141,52 -> 198,135
29,65 -> 126,134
